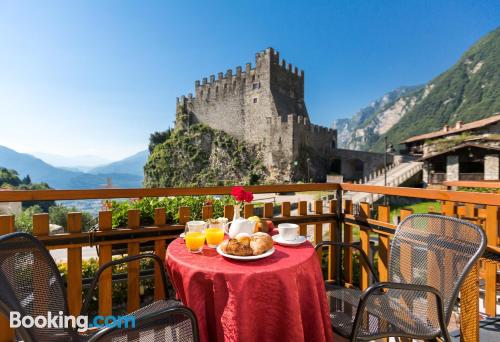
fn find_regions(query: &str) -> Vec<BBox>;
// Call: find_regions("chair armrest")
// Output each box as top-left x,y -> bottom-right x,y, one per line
352,282 -> 449,341
88,305 -> 199,342
315,241 -> 379,283
81,253 -> 169,316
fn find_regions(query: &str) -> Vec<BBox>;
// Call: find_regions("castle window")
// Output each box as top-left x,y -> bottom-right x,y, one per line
253,98 -> 258,103
215,86 -> 219,93
224,83 -> 228,89
252,83 -> 260,90
252,75 -> 256,82
331,140 -> 336,149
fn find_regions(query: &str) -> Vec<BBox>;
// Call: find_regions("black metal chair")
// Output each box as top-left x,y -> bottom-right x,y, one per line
0,232 -> 199,342
315,214 -> 486,341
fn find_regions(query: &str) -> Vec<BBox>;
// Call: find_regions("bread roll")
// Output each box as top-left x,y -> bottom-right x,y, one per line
250,232 -> 273,255
235,233 -> 251,246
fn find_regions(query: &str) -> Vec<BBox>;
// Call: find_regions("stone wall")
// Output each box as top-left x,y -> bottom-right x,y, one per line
484,154 -> 500,180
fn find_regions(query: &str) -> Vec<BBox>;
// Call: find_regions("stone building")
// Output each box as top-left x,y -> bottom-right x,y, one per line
402,114 -> 500,185
175,48 -> 391,182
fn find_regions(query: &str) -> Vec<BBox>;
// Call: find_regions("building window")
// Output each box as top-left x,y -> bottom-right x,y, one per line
253,98 -> 258,103
331,140 -> 336,149
252,75 -> 256,82
253,83 -> 260,90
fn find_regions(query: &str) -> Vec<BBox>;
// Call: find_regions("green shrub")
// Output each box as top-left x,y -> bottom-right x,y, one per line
107,196 -> 236,228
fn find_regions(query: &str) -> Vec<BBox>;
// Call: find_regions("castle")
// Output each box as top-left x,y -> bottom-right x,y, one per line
175,47 -> 338,181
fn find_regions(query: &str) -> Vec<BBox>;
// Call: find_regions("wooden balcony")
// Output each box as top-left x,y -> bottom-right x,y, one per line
0,183 -> 498,342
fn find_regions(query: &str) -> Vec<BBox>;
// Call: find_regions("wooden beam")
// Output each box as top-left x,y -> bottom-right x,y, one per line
98,211 -> 113,317
127,210 -> 141,313
0,215 -> 15,342
154,208 -> 167,301
67,212 -> 82,316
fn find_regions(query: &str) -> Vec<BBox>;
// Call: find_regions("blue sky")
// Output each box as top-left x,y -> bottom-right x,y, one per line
0,0 -> 498,163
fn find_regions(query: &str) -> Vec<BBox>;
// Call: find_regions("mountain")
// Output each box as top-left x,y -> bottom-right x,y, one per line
333,27 -> 500,152
33,152 -> 111,170
89,150 -> 148,177
0,145 -> 142,189
333,85 -> 424,149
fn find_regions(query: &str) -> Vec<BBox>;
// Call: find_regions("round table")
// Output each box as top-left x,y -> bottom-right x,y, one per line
166,238 -> 333,342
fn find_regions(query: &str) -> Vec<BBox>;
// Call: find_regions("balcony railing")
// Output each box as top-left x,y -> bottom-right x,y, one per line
0,183 -> 498,342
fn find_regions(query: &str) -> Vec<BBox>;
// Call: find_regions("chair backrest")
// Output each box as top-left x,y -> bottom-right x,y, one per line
0,232 -> 76,341
389,214 -> 486,323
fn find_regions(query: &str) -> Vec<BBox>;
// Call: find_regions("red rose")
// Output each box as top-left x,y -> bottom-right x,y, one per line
243,191 -> 254,203
231,186 -> 245,202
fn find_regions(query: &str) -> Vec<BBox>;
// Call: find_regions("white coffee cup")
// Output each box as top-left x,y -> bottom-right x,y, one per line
278,223 -> 299,241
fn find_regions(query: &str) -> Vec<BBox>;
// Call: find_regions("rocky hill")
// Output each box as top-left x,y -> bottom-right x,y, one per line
333,27 -> 500,152
143,124 -> 268,187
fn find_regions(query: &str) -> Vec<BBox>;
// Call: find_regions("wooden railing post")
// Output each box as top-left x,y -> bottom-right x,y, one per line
460,264 -> 480,342
67,212 -> 82,316
0,215 -> 15,342
127,209 -> 141,312
154,208 -> 167,300
377,205 -> 390,282
32,213 -> 50,320
328,200 -> 337,281
178,206 -> 190,225
484,205 -> 498,317
223,205 -> 234,220
98,211 -> 113,317
298,201 -> 307,236
281,202 -> 291,217
314,200 -> 323,260
343,200 -> 353,284
243,204 -> 254,218
359,202 -> 371,290
202,205 -> 213,220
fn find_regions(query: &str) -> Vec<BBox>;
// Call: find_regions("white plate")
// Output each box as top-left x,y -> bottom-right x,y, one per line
272,234 -> 307,246
216,245 -> 275,261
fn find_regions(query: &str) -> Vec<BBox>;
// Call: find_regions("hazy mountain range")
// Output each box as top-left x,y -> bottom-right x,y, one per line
333,27 -> 500,152
0,145 -> 146,189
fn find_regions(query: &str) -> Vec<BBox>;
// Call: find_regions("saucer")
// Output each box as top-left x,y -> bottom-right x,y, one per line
272,234 -> 307,246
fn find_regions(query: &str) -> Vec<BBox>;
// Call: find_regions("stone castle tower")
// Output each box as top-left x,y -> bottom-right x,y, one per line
175,47 -> 337,181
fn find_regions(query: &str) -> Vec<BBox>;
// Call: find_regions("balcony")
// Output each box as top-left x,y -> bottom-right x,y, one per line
0,183 -> 498,342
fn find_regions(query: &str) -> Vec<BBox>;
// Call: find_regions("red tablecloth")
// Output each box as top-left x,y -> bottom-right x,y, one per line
166,238 -> 333,342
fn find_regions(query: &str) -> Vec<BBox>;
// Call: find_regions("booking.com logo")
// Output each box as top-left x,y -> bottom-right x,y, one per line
10,311 -> 135,332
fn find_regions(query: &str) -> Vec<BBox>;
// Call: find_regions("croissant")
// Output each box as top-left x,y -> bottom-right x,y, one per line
250,232 -> 273,255
220,239 -> 253,256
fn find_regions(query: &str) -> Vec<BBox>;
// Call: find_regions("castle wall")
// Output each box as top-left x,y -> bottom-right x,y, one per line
175,47 -> 338,182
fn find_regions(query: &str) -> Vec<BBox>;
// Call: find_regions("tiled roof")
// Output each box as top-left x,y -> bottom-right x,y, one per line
402,113 -> 500,143
419,142 -> 500,161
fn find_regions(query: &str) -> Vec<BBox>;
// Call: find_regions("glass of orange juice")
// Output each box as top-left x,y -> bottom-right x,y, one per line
185,221 -> 207,253
205,227 -> 225,248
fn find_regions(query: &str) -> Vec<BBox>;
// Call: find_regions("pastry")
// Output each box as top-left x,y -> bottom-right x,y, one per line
235,232 -> 251,245
220,238 -> 253,256
250,232 -> 273,255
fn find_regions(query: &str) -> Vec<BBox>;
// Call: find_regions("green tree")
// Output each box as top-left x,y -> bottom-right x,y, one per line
49,205 -> 95,232
15,205 -> 43,233
148,129 -> 173,153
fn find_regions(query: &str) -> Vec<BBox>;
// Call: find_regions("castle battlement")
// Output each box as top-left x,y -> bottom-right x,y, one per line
176,48 -> 305,104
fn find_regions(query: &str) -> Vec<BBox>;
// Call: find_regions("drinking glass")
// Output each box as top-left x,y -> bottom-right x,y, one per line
205,226 -> 225,248
185,221 -> 207,253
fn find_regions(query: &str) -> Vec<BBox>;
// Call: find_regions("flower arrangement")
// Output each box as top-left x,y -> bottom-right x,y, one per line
230,186 -> 254,205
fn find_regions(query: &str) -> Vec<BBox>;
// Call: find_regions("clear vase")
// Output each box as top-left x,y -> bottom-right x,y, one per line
233,204 -> 241,221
